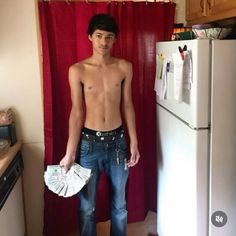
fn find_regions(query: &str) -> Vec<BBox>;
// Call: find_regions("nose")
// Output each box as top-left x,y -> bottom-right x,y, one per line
100,37 -> 107,46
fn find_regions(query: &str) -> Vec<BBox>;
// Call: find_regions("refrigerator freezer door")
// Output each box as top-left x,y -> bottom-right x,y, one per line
156,39 -> 210,129
209,40 -> 236,236
157,105 -> 209,236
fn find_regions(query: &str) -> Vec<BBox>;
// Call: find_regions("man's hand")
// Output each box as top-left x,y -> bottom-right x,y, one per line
59,155 -> 75,172
127,144 -> 140,167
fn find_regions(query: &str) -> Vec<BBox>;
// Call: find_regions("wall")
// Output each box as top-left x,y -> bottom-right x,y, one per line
0,0 -> 185,236
174,0 -> 186,24
0,0 -> 44,235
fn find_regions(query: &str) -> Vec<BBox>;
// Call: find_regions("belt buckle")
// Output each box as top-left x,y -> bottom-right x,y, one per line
96,131 -> 102,137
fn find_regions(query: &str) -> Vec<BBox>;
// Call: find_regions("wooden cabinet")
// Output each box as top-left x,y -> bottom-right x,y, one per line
186,0 -> 236,24
186,0 -> 207,22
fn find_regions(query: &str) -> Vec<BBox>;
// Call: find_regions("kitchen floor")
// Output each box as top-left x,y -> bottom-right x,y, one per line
67,211 -> 157,236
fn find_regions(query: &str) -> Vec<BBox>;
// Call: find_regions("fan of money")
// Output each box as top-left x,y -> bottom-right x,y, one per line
44,163 -> 92,197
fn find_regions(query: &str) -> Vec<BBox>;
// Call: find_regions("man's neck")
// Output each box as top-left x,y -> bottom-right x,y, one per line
91,53 -> 113,66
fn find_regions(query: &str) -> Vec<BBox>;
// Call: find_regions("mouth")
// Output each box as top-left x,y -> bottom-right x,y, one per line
100,46 -> 108,50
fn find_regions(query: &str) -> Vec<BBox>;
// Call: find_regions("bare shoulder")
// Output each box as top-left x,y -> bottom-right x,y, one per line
69,61 -> 85,74
115,58 -> 132,81
68,60 -> 88,83
116,58 -> 132,71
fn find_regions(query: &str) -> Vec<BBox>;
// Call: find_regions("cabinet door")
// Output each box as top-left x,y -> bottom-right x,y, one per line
186,0 -> 207,21
209,0 -> 236,16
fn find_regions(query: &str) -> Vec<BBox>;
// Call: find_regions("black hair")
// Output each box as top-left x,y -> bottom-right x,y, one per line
87,14 -> 119,37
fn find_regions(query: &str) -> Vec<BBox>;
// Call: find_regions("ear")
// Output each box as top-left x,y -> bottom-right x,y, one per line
88,35 -> 92,41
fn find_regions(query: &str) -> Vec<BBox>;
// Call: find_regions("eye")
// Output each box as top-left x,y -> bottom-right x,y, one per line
95,34 -> 102,39
106,35 -> 115,41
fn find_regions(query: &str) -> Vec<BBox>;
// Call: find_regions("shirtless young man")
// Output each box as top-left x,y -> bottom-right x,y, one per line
59,14 -> 140,236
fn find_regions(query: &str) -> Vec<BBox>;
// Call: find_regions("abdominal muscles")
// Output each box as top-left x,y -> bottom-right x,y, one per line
83,88 -> 122,131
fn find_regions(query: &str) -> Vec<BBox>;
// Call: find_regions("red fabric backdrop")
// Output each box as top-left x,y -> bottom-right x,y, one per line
38,2 -> 175,235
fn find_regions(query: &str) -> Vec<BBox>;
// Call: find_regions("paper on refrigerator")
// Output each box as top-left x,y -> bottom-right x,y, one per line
182,50 -> 193,90
155,53 -> 168,100
172,50 -> 193,103
172,52 -> 184,102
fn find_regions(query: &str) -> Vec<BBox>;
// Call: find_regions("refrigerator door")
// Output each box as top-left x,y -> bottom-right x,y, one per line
209,40 -> 236,236
157,105 -> 209,236
156,39 -> 211,129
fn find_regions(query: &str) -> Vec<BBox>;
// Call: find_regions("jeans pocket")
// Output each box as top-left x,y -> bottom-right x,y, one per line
79,140 -> 90,157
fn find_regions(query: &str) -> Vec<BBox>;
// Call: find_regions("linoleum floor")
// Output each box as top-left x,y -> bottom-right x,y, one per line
67,211 -> 157,236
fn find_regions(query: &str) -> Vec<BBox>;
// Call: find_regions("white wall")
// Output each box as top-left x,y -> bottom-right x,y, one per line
0,0 -> 44,235
174,0 -> 186,24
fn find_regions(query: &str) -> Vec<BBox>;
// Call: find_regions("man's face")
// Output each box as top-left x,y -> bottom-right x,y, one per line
89,29 -> 116,55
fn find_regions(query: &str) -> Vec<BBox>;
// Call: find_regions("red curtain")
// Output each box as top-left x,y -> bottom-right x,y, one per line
38,2 -> 175,235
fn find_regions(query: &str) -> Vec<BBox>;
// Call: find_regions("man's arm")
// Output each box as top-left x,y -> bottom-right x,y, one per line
60,64 -> 84,171
121,60 -> 140,167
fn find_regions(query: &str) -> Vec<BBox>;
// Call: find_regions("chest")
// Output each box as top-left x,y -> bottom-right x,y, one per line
82,66 -> 124,93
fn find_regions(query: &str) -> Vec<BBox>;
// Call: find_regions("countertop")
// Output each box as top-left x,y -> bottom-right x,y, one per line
0,141 -> 22,177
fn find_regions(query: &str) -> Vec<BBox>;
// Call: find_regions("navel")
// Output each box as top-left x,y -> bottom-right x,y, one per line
87,86 -> 92,90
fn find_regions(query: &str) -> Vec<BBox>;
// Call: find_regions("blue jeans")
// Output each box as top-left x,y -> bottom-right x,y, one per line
76,132 -> 129,236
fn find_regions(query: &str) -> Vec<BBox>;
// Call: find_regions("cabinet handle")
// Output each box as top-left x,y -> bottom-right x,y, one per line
207,0 -> 211,9
200,0 -> 204,13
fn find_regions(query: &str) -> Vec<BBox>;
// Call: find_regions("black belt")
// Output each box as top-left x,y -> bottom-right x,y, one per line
81,126 -> 124,142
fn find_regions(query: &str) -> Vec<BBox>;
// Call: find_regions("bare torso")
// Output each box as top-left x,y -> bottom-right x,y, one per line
79,57 -> 126,131
60,29 -> 139,170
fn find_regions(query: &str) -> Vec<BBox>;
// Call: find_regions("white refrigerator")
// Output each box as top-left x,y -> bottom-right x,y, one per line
156,39 -> 236,236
